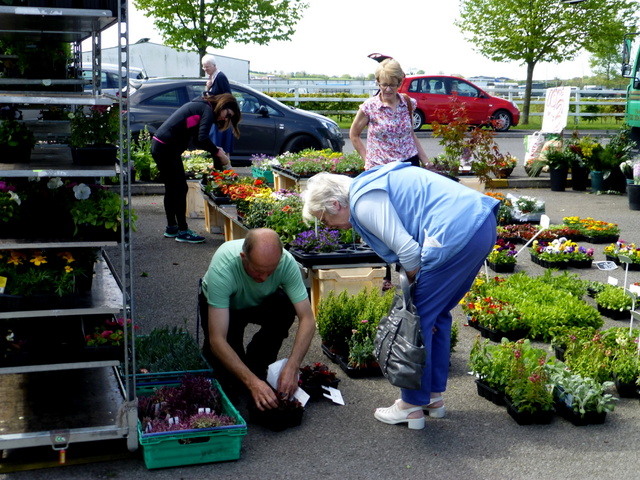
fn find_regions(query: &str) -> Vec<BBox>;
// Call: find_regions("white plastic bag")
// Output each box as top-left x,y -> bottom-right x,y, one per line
523,132 -> 545,166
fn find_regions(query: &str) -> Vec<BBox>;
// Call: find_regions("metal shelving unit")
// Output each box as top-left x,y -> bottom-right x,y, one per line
0,1 -> 137,454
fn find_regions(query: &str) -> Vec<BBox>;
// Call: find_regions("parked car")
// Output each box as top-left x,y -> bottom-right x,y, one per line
82,64 -> 148,96
398,75 -> 520,132
126,78 -> 344,163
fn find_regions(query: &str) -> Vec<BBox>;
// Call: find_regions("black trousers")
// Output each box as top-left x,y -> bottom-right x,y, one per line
151,139 -> 189,231
200,288 -> 296,389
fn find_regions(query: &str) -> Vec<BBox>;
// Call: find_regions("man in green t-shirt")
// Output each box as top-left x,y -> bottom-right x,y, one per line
201,228 -> 315,411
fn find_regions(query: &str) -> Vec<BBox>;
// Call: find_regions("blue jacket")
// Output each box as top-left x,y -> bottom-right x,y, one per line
349,162 -> 499,271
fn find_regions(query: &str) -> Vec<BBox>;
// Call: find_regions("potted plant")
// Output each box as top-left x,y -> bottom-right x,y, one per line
250,153 -> 279,183
603,240 -> 640,270
0,119 -> 36,163
248,392 -> 305,431
563,216 -> 620,244
595,284 -> 634,320
486,239 -> 517,273
130,126 -> 157,181
509,194 -> 545,223
469,337 -> 515,406
489,154 -> 518,179
609,329 -> 640,398
473,296 -> 528,341
299,362 -> 340,400
137,375 -> 246,468
0,180 -> 23,227
547,362 -> 617,425
544,149 -> 573,191
68,104 -> 119,165
504,339 -> 555,425
485,192 -> 514,225
134,326 -> 212,379
628,161 -> 640,210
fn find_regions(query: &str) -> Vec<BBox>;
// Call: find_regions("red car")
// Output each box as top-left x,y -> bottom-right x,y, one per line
398,75 -> 520,132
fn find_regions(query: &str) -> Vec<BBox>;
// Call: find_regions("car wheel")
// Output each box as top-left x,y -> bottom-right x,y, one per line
491,110 -> 512,132
283,135 -> 321,153
412,110 -> 425,131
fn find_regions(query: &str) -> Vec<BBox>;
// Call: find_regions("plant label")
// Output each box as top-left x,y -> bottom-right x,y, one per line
594,261 -> 618,271
540,214 -> 550,229
322,386 -> 345,405
629,284 -> 640,295
608,276 -> 619,286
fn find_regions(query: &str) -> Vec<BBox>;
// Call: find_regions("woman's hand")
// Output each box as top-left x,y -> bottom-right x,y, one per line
217,150 -> 230,167
406,267 -> 420,283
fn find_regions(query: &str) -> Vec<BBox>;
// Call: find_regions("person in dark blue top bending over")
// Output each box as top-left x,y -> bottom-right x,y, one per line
151,93 -> 241,243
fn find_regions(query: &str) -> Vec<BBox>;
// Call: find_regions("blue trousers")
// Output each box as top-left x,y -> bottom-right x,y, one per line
401,213 -> 497,406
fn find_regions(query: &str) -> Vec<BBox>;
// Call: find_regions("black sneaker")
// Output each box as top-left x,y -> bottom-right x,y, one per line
164,225 -> 179,238
176,229 -> 205,243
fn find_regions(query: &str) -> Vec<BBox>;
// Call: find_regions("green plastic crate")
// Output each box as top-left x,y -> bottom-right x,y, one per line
251,166 -> 274,183
138,378 -> 247,469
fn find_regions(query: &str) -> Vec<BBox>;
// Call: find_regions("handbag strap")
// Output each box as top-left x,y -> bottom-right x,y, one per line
401,93 -> 413,120
397,267 -> 414,309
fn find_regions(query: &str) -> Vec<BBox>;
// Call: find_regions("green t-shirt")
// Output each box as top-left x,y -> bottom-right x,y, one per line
202,239 -> 308,310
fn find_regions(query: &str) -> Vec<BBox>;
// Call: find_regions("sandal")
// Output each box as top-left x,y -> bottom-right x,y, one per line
423,396 -> 445,418
374,399 -> 425,430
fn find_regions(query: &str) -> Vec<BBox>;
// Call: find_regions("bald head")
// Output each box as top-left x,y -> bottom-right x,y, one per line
241,229 -> 283,283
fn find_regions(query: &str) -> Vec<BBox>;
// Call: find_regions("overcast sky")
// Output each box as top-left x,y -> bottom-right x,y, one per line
95,0 -> 593,81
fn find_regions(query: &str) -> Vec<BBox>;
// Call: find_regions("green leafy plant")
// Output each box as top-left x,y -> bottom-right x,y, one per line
135,326 -> 210,373
547,362 -> 618,417
130,126 -> 158,181
595,284 -> 634,312
505,339 -> 554,414
276,149 -> 364,176
85,317 -> 138,347
0,119 -> 36,149
469,337 -> 516,393
69,105 -> 119,148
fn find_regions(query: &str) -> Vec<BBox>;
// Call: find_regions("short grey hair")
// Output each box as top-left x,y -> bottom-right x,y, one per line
202,54 -> 217,66
301,172 -> 353,223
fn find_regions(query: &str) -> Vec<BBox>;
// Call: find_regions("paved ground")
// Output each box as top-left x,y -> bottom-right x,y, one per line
3,133 -> 640,479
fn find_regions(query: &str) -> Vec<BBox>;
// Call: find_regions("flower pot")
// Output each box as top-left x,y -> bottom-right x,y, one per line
486,260 -> 515,273
505,396 -> 554,425
597,304 -> 630,321
604,167 -> 627,193
628,184 -> 640,211
1,144 -> 32,163
568,258 -> 593,269
487,327 -> 529,343
300,379 -> 341,401
248,402 -> 304,432
493,167 -> 514,179
571,161 -> 589,191
584,234 -> 619,244
590,171 -> 604,193
476,323 -> 491,339
613,375 -> 640,398
555,401 -> 606,426
71,145 -> 118,166
475,379 -> 506,406
553,345 -> 566,362
336,354 -> 382,379
549,167 -> 568,192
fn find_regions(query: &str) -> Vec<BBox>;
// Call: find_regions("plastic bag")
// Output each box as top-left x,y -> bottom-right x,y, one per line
523,132 -> 545,166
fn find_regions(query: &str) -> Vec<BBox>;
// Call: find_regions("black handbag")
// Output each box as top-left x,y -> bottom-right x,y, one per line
373,268 -> 426,390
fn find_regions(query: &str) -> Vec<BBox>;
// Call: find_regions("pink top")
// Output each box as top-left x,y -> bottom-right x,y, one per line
360,94 -> 418,170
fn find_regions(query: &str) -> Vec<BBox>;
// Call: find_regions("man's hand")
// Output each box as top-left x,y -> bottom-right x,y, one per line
248,378 -> 279,411
217,150 -> 230,167
277,362 -> 301,400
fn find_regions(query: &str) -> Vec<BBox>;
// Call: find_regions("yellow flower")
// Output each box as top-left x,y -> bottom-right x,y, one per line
64,266 -> 73,273
58,251 -> 76,264
30,254 -> 48,266
7,251 -> 25,265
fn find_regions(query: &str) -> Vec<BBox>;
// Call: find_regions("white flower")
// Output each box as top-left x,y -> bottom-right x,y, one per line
8,191 -> 21,206
73,183 -> 92,200
47,177 -> 63,189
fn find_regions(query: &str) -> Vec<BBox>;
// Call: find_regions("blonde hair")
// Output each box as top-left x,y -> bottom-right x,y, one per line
375,58 -> 405,86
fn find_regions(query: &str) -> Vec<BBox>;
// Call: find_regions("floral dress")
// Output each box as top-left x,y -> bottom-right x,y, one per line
359,94 -> 418,170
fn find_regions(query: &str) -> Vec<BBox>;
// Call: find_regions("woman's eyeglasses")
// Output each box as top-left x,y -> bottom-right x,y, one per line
377,83 -> 399,90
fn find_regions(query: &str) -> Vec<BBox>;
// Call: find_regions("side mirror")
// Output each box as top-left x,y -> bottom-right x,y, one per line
622,35 -> 635,78
258,105 -> 269,117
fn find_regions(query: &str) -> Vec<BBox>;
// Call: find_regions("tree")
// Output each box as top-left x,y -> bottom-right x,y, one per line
133,0 -> 309,73
457,0 -> 637,124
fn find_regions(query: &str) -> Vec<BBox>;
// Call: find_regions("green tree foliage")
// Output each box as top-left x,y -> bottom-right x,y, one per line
457,0 -> 637,124
133,0 -> 309,69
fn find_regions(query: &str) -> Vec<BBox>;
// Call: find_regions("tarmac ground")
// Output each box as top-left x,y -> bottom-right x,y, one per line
2,132 -> 640,480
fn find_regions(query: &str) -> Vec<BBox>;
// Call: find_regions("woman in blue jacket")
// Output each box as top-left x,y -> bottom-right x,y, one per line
151,93 -> 240,243
302,162 -> 499,430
